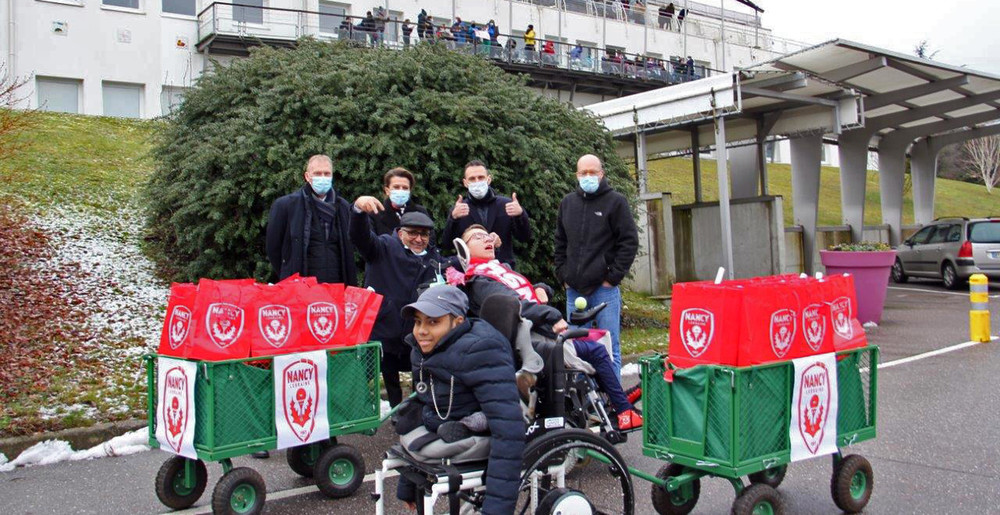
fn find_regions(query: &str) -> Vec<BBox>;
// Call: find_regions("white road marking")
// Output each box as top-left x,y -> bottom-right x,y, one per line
172,470 -> 399,514
887,285 -> 1000,298
878,336 -> 998,370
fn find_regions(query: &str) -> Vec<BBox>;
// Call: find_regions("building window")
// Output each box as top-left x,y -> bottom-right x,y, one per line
37,77 -> 81,114
162,0 -> 195,16
103,81 -> 143,118
318,2 -> 347,34
233,0 -> 264,24
104,0 -> 140,9
161,86 -> 188,115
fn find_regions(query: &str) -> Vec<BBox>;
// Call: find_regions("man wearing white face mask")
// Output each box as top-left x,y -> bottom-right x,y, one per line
555,154 -> 638,379
351,197 -> 448,407
441,160 -> 532,268
266,154 -> 357,285
369,167 -> 432,236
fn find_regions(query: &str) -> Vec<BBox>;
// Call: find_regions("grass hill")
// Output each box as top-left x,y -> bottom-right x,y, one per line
647,157 -> 993,227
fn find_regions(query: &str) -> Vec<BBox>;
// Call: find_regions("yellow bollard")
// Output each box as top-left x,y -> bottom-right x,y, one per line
969,274 -> 991,343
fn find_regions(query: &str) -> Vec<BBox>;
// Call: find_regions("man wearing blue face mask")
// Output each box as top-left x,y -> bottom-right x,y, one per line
441,160 -> 532,268
351,197 -> 448,407
266,154 -> 357,285
555,154 -> 638,379
369,167 -> 432,236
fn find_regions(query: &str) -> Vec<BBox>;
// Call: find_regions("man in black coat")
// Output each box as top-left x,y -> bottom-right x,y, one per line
555,154 -> 638,379
266,154 -> 357,285
441,160 -> 532,268
398,286 -> 524,515
369,167 -> 432,236
351,196 -> 446,406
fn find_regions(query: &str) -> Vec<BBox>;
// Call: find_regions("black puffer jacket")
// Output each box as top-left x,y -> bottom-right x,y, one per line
554,179 -> 638,295
406,319 -> 525,515
348,209 -> 444,353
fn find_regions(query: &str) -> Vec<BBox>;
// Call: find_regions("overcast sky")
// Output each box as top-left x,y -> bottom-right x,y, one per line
722,0 -> 1000,75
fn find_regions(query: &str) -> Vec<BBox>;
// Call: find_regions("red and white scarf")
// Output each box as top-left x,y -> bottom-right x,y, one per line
447,258 -> 540,303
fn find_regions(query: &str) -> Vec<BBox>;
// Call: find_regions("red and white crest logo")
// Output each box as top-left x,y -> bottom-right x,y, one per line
769,309 -> 797,358
258,305 -> 292,348
797,362 -> 831,454
281,359 -> 319,442
206,303 -> 244,349
830,296 -> 853,339
161,366 -> 190,453
344,302 -> 360,328
802,304 -> 826,352
307,302 -> 339,344
167,306 -> 192,350
679,308 -> 714,358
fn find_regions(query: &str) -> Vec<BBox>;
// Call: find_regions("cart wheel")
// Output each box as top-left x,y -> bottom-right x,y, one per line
731,484 -> 786,515
314,444 -> 365,498
748,464 -> 787,489
155,456 -> 208,510
286,440 -> 331,478
831,454 -> 873,513
211,467 -> 266,515
651,463 -> 700,515
536,487 -> 594,514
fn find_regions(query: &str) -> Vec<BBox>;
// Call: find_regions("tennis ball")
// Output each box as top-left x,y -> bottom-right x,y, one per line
574,297 -> 587,310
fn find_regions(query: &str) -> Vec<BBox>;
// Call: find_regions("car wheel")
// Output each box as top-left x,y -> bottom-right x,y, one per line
942,262 -> 961,290
891,258 -> 908,283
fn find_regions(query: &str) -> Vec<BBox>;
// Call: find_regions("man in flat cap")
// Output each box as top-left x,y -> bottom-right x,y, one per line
351,194 -> 448,406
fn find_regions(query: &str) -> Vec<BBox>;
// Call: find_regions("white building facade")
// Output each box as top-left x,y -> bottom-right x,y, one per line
4,0 -> 811,118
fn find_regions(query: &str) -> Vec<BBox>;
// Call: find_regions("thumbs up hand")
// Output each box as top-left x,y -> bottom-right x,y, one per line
452,195 -> 470,219
504,192 -> 523,217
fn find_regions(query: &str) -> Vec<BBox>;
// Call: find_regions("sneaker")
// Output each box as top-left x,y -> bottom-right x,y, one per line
251,450 -> 270,459
617,409 -> 643,431
625,385 -> 642,406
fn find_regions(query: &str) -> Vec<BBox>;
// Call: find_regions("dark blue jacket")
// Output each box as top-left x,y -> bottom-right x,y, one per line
349,209 -> 444,353
266,185 -> 357,285
404,319 -> 525,515
441,187 -> 531,268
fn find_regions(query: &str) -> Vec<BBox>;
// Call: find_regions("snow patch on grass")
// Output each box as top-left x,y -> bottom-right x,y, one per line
621,363 -> 640,376
38,404 -> 98,421
863,321 -> 878,330
0,428 -> 150,472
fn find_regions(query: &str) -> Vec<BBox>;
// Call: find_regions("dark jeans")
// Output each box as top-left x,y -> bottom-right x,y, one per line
382,340 -> 412,407
571,339 -> 632,413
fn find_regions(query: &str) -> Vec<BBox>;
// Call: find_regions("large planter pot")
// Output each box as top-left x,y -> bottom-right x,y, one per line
819,250 -> 897,324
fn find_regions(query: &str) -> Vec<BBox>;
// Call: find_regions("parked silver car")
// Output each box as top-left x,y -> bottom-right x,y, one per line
892,217 -> 1000,289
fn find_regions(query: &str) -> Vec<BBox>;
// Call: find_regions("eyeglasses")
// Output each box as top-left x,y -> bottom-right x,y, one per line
402,228 -> 431,239
465,232 -> 493,243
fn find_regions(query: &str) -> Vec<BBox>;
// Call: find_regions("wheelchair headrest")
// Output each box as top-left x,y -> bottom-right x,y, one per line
479,294 -> 521,345
453,237 -> 471,271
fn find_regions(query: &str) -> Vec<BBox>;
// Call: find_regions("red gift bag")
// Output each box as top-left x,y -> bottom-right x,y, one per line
668,281 -> 743,368
187,279 -> 256,361
297,282 -> 348,351
249,282 -> 302,357
824,274 -> 868,351
344,286 -> 384,345
158,283 -> 197,357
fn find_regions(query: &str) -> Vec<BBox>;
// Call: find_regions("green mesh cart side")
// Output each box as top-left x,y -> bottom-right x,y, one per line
641,345 -> 878,479
145,342 -> 382,462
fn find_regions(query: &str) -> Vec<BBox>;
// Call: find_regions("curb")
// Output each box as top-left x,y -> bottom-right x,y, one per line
0,419 -> 147,459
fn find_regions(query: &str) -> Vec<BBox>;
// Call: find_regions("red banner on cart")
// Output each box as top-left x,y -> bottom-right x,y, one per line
155,357 -> 198,459
273,350 -> 330,450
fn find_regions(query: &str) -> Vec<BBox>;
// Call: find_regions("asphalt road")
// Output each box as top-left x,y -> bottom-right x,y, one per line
3,281 -> 1000,514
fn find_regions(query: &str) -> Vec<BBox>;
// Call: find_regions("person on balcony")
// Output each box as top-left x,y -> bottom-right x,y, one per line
524,24 -> 536,53
402,19 -> 413,47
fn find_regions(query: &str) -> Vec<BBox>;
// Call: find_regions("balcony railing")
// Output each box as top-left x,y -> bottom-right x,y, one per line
197,3 -> 726,86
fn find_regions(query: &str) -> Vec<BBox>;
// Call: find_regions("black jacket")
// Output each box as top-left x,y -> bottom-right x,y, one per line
554,179 -> 638,295
406,319 -> 525,515
368,197 -> 431,236
349,209 -> 444,353
464,270 -> 562,338
441,188 -> 531,268
266,185 -> 357,285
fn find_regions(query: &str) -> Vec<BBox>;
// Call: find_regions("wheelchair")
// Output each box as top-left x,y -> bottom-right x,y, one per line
373,294 -> 636,514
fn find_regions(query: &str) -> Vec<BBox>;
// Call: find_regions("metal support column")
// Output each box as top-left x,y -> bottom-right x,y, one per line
714,115 -> 735,279
877,138 -> 910,246
837,131 -> 870,242
790,134 -> 823,275
692,128 -> 703,203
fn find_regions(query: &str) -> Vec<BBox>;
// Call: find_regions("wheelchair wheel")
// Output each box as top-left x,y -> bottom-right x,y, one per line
515,428 -> 634,515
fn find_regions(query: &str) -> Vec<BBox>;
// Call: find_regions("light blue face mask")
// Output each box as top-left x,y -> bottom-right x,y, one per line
578,176 -> 600,194
311,176 -> 333,196
389,189 -> 411,206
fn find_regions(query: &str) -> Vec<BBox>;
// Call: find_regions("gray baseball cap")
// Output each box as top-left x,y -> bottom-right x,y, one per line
399,211 -> 435,229
401,285 -> 469,318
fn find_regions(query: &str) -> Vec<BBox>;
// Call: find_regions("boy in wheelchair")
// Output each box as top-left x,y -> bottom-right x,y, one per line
448,224 -> 642,431
393,286 -> 525,514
